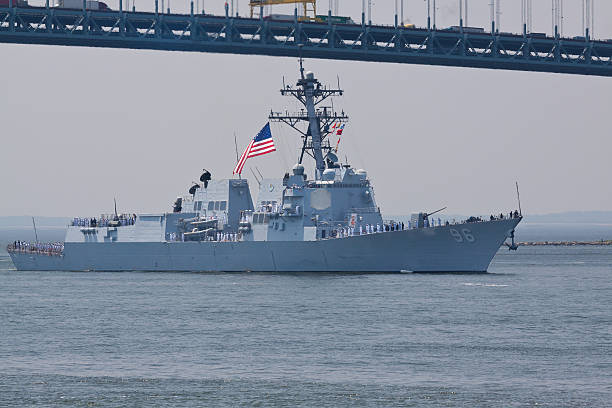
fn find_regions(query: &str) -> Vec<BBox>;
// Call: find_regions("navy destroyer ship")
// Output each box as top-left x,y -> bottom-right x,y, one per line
8,63 -> 522,272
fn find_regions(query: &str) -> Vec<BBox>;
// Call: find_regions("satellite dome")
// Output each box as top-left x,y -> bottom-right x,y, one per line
356,169 -> 367,180
292,164 -> 305,175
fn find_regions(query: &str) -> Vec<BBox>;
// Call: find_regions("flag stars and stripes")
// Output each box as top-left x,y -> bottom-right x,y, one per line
233,123 -> 276,175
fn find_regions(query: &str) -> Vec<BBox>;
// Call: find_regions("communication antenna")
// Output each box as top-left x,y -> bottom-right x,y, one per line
114,197 -> 119,220
256,166 -> 264,180
234,132 -> 241,179
249,167 -> 262,186
32,217 -> 39,243
516,182 -> 522,216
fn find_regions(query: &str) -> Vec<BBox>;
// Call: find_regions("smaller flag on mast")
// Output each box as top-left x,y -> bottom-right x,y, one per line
336,124 -> 345,136
335,124 -> 345,152
233,123 -> 276,175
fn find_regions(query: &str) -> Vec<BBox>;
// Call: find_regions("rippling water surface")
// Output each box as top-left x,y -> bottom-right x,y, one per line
1,247 -> 611,407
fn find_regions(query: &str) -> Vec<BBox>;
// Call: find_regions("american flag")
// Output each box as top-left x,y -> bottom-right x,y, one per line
233,123 -> 276,175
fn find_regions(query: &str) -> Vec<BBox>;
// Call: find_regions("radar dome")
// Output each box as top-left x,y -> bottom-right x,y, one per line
356,169 -> 367,180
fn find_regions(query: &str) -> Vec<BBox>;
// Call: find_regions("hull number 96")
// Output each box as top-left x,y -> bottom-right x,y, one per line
450,228 -> 475,243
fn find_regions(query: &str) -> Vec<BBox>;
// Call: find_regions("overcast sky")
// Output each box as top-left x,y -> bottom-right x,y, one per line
1,0 -> 611,217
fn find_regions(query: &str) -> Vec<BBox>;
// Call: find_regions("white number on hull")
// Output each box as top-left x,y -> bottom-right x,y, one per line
450,228 -> 476,243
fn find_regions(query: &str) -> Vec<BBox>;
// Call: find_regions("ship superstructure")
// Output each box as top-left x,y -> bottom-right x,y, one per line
8,64 -> 522,273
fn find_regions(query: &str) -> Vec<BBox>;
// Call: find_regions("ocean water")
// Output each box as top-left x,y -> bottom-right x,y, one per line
1,246 -> 611,407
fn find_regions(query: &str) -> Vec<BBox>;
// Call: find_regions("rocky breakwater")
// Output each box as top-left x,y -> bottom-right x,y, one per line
519,240 -> 612,246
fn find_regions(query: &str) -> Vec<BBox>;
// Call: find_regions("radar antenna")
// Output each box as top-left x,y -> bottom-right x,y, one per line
269,60 -> 348,180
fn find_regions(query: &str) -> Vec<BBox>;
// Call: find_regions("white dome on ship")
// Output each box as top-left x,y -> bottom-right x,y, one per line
356,169 -> 367,180
292,164 -> 305,175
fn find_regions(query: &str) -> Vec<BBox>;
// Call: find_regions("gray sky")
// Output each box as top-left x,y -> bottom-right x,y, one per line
1,0 -> 611,217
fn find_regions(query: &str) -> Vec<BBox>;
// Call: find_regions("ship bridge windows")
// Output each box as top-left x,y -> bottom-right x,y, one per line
252,213 -> 270,224
207,201 -> 227,211
194,201 -> 203,211
257,201 -> 279,213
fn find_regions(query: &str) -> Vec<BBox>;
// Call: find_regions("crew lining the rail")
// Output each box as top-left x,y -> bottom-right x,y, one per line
71,214 -> 136,227
8,241 -> 64,256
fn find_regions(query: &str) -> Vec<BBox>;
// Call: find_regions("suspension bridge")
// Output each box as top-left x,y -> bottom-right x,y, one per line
0,1 -> 611,77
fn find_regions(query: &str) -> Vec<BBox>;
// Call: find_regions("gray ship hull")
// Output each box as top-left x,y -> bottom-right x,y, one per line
9,218 -> 519,272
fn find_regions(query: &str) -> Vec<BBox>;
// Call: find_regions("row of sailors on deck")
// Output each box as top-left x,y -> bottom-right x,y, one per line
331,222 -> 406,238
72,215 -> 136,227
491,210 -> 521,221
167,232 -> 239,242
10,241 -> 64,255
330,218 -> 453,239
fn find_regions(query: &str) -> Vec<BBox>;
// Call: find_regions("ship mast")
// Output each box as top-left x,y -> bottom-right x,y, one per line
269,59 -> 348,180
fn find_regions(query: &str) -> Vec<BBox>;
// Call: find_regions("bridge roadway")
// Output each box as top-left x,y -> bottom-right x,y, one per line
1,6 -> 612,77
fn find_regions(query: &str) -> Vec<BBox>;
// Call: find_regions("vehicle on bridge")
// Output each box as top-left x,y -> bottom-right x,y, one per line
315,15 -> 355,25
263,14 -> 296,22
0,0 -> 29,7
445,26 -> 485,34
52,0 -> 110,11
